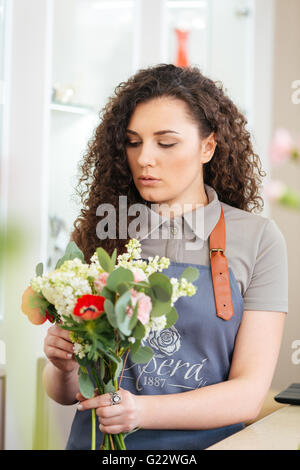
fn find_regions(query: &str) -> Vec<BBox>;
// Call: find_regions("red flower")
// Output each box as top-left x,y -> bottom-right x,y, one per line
45,309 -> 55,323
73,294 -> 105,321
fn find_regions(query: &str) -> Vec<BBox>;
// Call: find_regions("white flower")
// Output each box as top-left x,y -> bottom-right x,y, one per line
73,342 -> 86,359
128,337 -> 136,344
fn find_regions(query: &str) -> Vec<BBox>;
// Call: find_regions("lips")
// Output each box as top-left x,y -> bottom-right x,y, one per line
139,176 -> 160,180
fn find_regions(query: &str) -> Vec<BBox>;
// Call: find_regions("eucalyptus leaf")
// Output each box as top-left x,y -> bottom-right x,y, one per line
104,299 -> 118,328
115,289 -> 132,323
150,298 -> 172,317
35,262 -> 43,277
131,346 -> 154,364
100,286 -> 115,302
96,247 -> 113,273
130,338 -> 141,355
106,267 -> 134,292
152,284 -> 170,302
132,321 -> 145,340
55,241 -> 85,269
129,303 -> 138,330
103,380 -> 115,394
118,313 -> 132,336
180,266 -> 199,283
78,372 -> 95,398
111,248 -> 117,268
149,273 -> 172,300
165,307 -> 179,329
116,282 -> 130,296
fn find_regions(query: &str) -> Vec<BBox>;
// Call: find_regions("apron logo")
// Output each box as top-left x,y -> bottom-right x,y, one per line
123,326 -> 208,392
143,326 -> 181,358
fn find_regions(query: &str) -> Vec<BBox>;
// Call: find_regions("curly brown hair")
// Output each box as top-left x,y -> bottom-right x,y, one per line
71,63 -> 266,263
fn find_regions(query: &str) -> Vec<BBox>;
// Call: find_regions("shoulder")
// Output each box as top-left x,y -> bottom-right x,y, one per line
220,201 -> 288,312
220,201 -> 286,252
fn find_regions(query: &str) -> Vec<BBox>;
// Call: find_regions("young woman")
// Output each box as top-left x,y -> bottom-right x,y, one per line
42,64 -> 288,450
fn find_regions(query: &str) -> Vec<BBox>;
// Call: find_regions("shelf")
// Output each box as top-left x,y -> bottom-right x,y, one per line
50,101 -> 97,115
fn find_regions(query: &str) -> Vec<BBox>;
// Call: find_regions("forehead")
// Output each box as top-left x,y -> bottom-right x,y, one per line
127,97 -> 194,129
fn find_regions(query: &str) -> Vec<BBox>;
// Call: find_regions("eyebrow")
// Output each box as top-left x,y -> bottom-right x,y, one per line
126,129 -> 180,136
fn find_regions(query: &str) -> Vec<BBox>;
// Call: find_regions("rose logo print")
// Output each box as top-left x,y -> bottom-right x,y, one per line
144,326 -> 181,358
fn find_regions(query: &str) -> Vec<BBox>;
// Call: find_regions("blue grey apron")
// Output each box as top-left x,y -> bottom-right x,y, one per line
66,259 -> 245,450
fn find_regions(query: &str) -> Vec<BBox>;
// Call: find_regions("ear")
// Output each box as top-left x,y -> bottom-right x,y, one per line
201,132 -> 217,163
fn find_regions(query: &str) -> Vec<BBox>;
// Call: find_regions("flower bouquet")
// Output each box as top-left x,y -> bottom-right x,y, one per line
21,239 -> 199,450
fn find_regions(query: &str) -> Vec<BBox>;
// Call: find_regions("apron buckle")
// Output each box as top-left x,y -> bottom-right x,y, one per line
209,248 -> 224,260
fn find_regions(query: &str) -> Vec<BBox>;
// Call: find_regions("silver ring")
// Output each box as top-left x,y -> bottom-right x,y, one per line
109,391 -> 122,406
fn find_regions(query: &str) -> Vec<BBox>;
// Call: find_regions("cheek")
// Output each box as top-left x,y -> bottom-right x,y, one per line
165,153 -> 199,179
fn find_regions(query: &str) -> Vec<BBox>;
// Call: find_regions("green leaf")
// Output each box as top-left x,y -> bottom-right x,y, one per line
111,356 -> 123,382
180,266 -> 199,283
106,267 -> 134,292
104,299 -> 118,328
165,307 -> 179,329
111,248 -> 117,268
131,346 -> 154,364
129,302 -> 138,330
116,282 -> 130,296
78,371 -> 95,398
149,273 -> 172,300
103,379 -> 115,394
99,286 -> 115,302
96,247 -> 113,273
99,356 -> 105,381
35,262 -> 43,277
152,284 -> 170,302
55,241 -> 85,269
150,298 -> 172,317
115,289 -> 132,322
132,321 -> 145,340
130,338 -> 141,355
118,313 -> 132,336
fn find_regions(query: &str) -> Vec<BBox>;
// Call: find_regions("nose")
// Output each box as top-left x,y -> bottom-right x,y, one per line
136,142 -> 157,167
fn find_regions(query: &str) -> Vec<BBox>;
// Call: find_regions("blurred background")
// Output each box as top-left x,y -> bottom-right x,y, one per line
0,0 -> 299,450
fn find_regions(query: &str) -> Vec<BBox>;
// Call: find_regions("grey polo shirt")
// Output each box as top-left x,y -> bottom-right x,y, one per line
134,184 -> 288,314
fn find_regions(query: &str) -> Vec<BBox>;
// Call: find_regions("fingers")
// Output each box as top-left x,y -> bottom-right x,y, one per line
48,324 -> 73,342
76,388 -> 99,402
77,394 -> 111,411
46,335 -> 74,355
45,345 -> 73,361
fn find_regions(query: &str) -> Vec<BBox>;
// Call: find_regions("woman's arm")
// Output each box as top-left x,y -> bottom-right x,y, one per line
76,310 -> 286,434
42,361 -> 80,405
138,310 -> 286,429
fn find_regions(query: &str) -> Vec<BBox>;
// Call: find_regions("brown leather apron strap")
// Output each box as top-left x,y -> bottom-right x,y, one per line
209,205 -> 234,321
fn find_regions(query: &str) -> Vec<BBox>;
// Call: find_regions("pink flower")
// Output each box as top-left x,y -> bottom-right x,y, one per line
131,268 -> 147,283
269,128 -> 293,167
262,180 -> 286,202
94,272 -> 109,292
126,288 -> 152,325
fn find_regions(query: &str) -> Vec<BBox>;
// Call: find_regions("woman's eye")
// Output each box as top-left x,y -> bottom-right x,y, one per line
125,141 -> 176,148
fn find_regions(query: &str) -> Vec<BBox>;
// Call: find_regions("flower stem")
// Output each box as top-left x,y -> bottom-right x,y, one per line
91,408 -> 96,450
119,433 -> 126,450
109,433 -> 115,450
118,348 -> 130,389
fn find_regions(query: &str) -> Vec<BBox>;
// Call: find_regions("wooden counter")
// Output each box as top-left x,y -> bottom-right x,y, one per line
206,405 -> 300,450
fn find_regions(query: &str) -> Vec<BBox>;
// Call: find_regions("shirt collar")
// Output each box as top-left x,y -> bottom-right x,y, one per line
135,184 -> 221,242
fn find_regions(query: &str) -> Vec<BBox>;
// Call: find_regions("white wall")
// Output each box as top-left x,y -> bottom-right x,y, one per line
269,0 -> 300,390
1,0 -> 52,449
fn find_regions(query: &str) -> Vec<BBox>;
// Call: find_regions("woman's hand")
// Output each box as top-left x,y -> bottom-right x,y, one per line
76,387 -> 143,434
43,323 -> 78,373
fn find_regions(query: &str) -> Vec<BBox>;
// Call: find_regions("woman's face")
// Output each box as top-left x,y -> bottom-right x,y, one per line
126,97 -> 216,214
